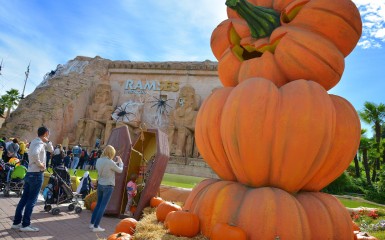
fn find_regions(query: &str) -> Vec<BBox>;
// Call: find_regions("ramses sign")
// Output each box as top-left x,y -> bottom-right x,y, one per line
124,80 -> 180,94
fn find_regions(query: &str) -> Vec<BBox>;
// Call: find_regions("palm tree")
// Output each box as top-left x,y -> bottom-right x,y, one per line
359,135 -> 372,185
1,89 -> 21,120
358,102 -> 385,182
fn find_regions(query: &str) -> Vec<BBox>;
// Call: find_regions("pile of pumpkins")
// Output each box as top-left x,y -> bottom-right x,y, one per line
168,0 -> 369,239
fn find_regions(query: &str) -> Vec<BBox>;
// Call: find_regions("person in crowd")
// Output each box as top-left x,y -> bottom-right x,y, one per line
77,148 -> 88,170
71,144 -> 82,169
63,152 -> 72,169
19,140 -> 26,160
125,173 -> 138,217
89,149 -> 98,170
11,126 -> 54,232
0,145 -> 4,160
51,144 -> 64,168
89,145 -> 123,232
7,138 -> 20,159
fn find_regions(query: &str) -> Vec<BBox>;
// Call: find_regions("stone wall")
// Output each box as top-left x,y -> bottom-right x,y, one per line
165,157 -> 219,179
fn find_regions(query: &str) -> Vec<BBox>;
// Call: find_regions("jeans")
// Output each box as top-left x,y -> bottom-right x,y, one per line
71,157 -> 79,169
13,172 -> 43,227
90,184 -> 114,227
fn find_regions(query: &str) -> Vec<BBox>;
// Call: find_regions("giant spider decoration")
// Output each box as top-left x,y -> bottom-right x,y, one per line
112,103 -> 136,122
149,92 -> 173,116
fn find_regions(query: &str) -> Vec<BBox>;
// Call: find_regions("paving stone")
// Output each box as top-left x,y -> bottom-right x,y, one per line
0,195 -> 121,240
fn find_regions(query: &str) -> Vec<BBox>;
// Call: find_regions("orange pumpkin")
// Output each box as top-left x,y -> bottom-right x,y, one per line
150,196 -> 164,208
114,218 -> 137,235
107,232 -> 131,240
156,201 -> 182,222
212,0 -> 361,89
183,180 -> 353,240
211,223 -> 247,240
90,201 -> 97,212
196,78 -> 360,192
165,211 -> 200,238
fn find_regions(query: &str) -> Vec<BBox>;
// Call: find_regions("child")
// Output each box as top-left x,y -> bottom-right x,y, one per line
125,173 -> 138,217
76,171 -> 92,199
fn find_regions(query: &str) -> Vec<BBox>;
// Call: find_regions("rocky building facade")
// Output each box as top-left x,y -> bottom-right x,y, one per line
0,56 -> 221,178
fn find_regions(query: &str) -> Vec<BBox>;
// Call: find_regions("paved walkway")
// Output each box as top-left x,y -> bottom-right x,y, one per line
0,193 -> 121,240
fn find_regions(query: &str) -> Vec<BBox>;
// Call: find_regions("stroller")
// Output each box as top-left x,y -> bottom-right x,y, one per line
42,165 -> 82,215
0,158 -> 27,197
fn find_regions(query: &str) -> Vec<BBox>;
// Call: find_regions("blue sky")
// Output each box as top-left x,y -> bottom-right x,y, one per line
0,0 -> 384,136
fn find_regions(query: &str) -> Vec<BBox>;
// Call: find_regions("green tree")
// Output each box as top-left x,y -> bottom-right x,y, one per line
0,89 -> 21,120
359,135 -> 372,185
358,102 -> 385,182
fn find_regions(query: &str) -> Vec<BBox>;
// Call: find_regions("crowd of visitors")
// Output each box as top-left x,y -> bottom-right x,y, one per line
2,128 -> 126,233
0,135 -> 103,171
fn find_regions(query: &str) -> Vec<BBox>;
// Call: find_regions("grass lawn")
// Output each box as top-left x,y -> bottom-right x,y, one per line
63,169 -> 204,188
338,198 -> 385,209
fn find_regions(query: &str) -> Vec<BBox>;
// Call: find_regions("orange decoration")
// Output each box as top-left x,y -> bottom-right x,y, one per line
150,196 -> 164,208
114,218 -> 137,235
196,78 -> 360,192
184,180 -> 354,239
156,201 -> 182,222
165,211 -> 200,238
212,0 -> 361,89
107,232 -> 131,240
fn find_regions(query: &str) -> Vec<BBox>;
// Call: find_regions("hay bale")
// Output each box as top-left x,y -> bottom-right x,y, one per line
133,207 -> 208,240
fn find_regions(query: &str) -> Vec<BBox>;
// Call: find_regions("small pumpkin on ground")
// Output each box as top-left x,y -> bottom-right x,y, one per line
115,218 -> 138,235
150,196 -> 164,208
165,210 -> 200,238
107,232 -> 131,240
90,201 -> 97,212
156,201 -> 182,222
211,223 -> 247,240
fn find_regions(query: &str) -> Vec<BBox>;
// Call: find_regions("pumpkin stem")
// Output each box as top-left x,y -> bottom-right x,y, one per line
226,0 -> 281,39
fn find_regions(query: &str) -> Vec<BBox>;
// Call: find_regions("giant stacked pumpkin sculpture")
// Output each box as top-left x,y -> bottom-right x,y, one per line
182,0 -> 363,239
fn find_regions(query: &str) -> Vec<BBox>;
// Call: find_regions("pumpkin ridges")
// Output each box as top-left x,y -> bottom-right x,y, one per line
273,26 -> 345,91
295,192 -> 335,239
220,78 -> 341,192
285,0 -> 362,56
227,78 -> 279,186
272,188 -> 311,239
211,20 -> 233,60
297,192 -> 354,239
193,181 -> 234,236
218,48 -> 242,87
195,88 -> 236,181
270,80 -> 335,190
183,179 -> 219,211
207,182 -> 248,237
302,95 -> 361,191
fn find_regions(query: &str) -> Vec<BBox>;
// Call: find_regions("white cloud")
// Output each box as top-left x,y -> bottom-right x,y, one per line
352,0 -> 385,49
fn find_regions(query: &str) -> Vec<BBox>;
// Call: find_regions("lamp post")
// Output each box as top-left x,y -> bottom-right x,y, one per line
21,61 -> 30,99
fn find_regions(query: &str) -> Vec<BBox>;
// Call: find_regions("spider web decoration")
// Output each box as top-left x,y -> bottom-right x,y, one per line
148,92 -> 174,127
111,101 -> 138,123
